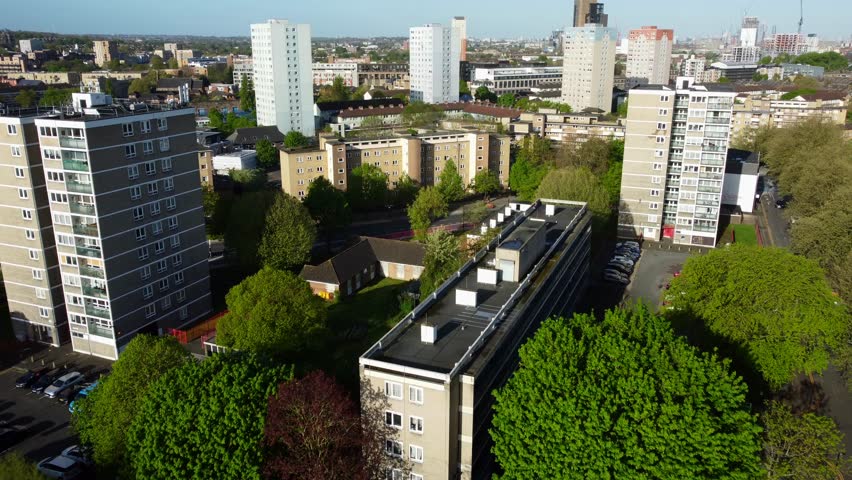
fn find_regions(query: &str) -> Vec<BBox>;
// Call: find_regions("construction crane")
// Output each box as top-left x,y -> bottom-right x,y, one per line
798,0 -> 804,34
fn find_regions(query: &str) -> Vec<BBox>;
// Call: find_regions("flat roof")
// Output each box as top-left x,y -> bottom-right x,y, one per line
363,201 -> 586,375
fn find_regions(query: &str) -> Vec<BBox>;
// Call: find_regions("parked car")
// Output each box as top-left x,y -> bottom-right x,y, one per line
603,271 -> 630,285
58,385 -> 83,405
69,381 -> 99,413
615,248 -> 640,260
0,422 -> 26,452
616,243 -> 640,253
606,262 -> 632,276
43,372 -> 84,399
610,256 -> 635,267
775,199 -> 787,209
15,369 -> 47,388
31,369 -> 64,394
37,455 -> 84,479
618,241 -> 640,249
60,445 -> 93,467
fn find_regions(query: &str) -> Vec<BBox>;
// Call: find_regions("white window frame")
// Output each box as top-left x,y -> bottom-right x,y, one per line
409,385 -> 423,404
125,144 -> 137,159
409,415 -> 424,434
409,445 -> 424,463
7,124 -> 17,135
144,303 -> 156,318
385,381 -> 403,400
385,411 -> 402,429
122,123 -> 134,137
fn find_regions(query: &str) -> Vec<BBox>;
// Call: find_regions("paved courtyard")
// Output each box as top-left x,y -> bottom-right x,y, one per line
624,248 -> 694,310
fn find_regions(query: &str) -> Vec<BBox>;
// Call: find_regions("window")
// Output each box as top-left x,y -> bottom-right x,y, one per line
122,123 -> 134,136
52,213 -> 71,225
145,161 -> 156,176
128,165 -> 139,179
39,126 -> 58,137
158,259 -> 168,272
659,108 -> 668,116
130,186 -> 142,200
409,416 -> 424,434
140,265 -> 151,280
385,381 -> 403,399
147,182 -> 158,196
14,167 -> 25,178
158,278 -> 169,291
32,269 -> 43,280
150,201 -> 161,216
28,249 -> 39,260
648,214 -> 658,223
152,221 -> 163,236
157,118 -> 168,130
49,192 -> 68,203
42,148 -> 60,160
125,144 -> 137,158
163,178 -> 174,191
161,158 -> 172,171
154,240 -> 165,255
162,295 -> 172,309
138,247 -> 149,260
410,474 -> 423,480
135,227 -> 146,241
655,136 -> 666,144
174,271 -> 184,285
170,235 -> 181,248
21,209 -> 32,220
46,171 -> 63,182
133,207 -> 144,221
651,176 -> 662,184
62,274 -> 80,286
409,386 -> 423,404
25,229 -> 35,240
10,146 -> 22,157
167,216 -> 178,230
179,306 -> 188,320
176,289 -> 186,303
18,188 -> 29,199
39,307 -> 49,318
141,120 -> 151,133
36,288 -> 47,299
649,202 -> 659,209
650,189 -> 660,197
159,138 -> 170,152
657,122 -> 667,130
652,163 -> 663,171
7,124 -> 17,135
409,445 -> 424,463
384,440 -> 403,458
660,95 -> 669,102
62,255 -> 78,266
384,411 -> 402,429
143,285 -> 153,299
143,140 -> 153,155
144,303 -> 156,319
172,254 -> 182,267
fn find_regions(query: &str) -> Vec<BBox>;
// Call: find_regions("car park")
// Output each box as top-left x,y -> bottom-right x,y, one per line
60,445 -> 93,467
606,262 -> 632,276
68,381 -> 98,413
603,271 -> 630,285
615,250 -> 640,261
58,385 -> 83,405
610,256 -> 635,267
617,241 -> 640,249
31,369 -> 64,394
43,372 -> 84,399
14,369 -> 47,389
37,454 -> 84,479
0,422 -> 26,453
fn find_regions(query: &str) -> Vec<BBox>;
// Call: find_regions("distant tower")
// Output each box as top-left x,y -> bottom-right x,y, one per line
409,24 -> 460,104
452,17 -> 468,62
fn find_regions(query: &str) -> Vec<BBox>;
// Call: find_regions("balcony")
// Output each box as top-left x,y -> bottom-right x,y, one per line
76,245 -> 102,258
692,225 -> 717,233
702,146 -> 727,153
79,264 -> 105,279
704,131 -> 729,139
707,102 -> 733,110
701,159 -> 725,166
85,304 -> 111,319
694,213 -> 718,220
66,180 -> 93,194
698,186 -> 721,193
700,173 -> 724,181
670,141 -> 685,149
59,137 -> 86,149
72,223 -> 98,237
696,199 -> 719,206
705,117 -> 732,125
62,159 -> 90,172
69,202 -> 95,216
88,323 -> 114,339
82,283 -> 108,299
671,128 -> 686,135
673,114 -> 688,122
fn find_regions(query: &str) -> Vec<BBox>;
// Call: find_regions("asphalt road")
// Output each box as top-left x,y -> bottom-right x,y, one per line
624,249 -> 693,310
756,171 -> 791,248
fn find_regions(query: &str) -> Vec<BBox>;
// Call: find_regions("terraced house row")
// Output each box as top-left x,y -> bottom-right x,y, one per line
0,93 -> 211,359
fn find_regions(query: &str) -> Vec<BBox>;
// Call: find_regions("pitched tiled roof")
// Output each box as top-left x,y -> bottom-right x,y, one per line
300,237 -> 425,285
226,126 -> 285,145
336,101 -> 522,120
798,91 -> 847,101
317,98 -> 405,113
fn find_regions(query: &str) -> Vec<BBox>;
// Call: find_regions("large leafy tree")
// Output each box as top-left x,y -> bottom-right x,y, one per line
283,131 -> 309,149
303,176 -> 351,240
258,193 -> 316,271
72,335 -> 190,475
217,267 -> 327,355
407,186 -> 448,240
509,136 -> 552,201
0,452 -> 45,480
254,138 -> 278,169
472,170 -> 501,199
401,102 -> 444,128
264,371 -> 374,479
224,190 -> 277,270
668,245 -> 849,389
535,167 -> 611,218
491,307 -> 764,479
317,76 -> 351,103
762,402 -> 848,479
347,163 -> 388,210
419,230 -> 463,297
38,87 -> 73,107
390,174 -> 419,207
15,89 -> 37,108
239,74 -> 255,112
436,159 -> 465,202
474,86 -> 498,103
126,353 -> 292,480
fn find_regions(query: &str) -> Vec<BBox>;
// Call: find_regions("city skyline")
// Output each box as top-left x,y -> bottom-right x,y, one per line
3,0 -> 851,40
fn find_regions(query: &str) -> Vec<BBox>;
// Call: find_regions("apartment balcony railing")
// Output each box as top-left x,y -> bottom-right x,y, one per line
705,131 -> 729,139
671,128 -> 686,135
79,265 -> 105,279
88,323 -> 114,339
701,159 -> 725,166
670,141 -> 685,149
673,114 -> 688,121
700,173 -> 724,181
696,199 -> 719,206
707,102 -> 733,110
705,117 -> 732,125
59,137 -> 86,149
76,246 -> 102,258
72,223 -> 98,237
85,304 -> 111,319
698,186 -> 722,193
82,284 -> 108,299
694,213 -> 718,220
69,202 -> 95,216
702,145 -> 727,153
674,101 -> 689,109
669,154 -> 683,161
66,180 -> 93,194
692,225 -> 717,233
62,159 -> 90,172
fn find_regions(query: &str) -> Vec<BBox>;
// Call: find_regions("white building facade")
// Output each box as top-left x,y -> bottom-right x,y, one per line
312,63 -> 359,87
561,25 -> 617,112
409,24 -> 460,104
626,26 -> 674,87
250,19 -> 315,137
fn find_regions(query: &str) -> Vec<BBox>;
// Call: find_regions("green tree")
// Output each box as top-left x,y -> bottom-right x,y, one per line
128,71 -> 157,95
437,159 -> 465,202
752,72 -> 769,81
419,230 -> 463,297
794,51 -> 849,72
225,190 -> 277,270
407,187 -> 448,240
474,85 -> 498,103
718,76 -> 731,83
104,77 -> 115,96
72,335 -> 189,475
497,93 -> 516,108
459,79 -> 471,95
762,402 -> 849,479
38,87 -> 72,107
283,130 -> 309,148
258,193 -> 316,271
15,89 -> 37,108
126,353 -> 292,480
228,168 -> 267,191
491,306 -> 764,479
303,176 -> 351,241
317,76 -> 350,103
472,170 -> 501,199
616,99 -> 629,117
166,57 -> 179,69
201,185 -> 219,218
391,174 -> 419,207
668,245 -> 849,389
149,55 -> 165,69
509,136 -> 552,201
0,452 -> 44,480
254,138 -> 278,169
217,268 -> 327,354
347,163 -> 388,210
536,167 -> 611,218
239,74 -> 255,112
401,102 -> 444,128
758,56 -> 773,65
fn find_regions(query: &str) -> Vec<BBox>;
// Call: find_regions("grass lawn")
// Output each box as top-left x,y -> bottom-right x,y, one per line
309,277 -> 410,392
732,224 -> 758,246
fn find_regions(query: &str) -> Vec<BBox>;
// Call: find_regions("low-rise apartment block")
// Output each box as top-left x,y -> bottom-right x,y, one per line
470,67 -> 563,95
359,199 -> 592,479
3,93 -> 212,359
618,78 -> 736,247
731,89 -> 848,139
510,110 -> 625,143
280,132 -> 510,198
312,63 -> 359,87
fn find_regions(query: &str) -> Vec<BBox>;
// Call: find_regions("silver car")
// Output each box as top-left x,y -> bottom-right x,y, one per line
43,372 -> 83,399
37,454 -> 84,479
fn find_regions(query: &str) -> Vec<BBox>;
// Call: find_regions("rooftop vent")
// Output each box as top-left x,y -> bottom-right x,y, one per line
545,204 -> 556,216
421,323 -> 437,344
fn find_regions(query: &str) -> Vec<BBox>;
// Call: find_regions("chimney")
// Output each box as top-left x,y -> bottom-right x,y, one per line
421,324 -> 437,344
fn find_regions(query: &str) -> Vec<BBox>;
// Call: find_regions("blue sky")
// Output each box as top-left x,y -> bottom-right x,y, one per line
5,0 -> 850,40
